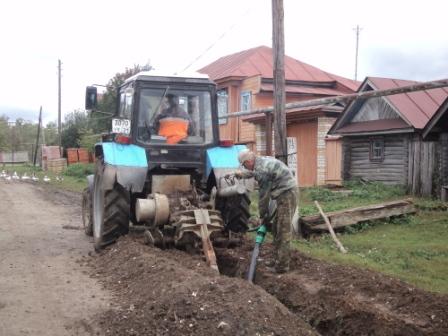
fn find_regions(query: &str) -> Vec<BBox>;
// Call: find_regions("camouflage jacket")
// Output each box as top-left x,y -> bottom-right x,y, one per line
242,156 -> 297,219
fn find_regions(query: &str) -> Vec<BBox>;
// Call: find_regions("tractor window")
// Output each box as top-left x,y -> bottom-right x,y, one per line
137,88 -> 214,145
118,85 -> 134,119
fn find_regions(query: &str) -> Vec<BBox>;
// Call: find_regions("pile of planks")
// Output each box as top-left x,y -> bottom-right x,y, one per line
300,198 -> 416,234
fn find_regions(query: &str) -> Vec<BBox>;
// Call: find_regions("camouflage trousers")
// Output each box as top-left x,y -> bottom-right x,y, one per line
272,188 -> 298,272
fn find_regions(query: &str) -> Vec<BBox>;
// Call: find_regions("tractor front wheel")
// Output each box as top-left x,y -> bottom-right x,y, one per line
217,193 -> 251,233
82,187 -> 93,236
92,162 -> 130,250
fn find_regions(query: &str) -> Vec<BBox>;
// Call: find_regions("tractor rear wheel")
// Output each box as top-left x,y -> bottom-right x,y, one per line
217,193 -> 251,233
92,162 -> 130,250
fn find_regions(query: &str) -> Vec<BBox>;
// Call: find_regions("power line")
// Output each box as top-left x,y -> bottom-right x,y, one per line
180,7 -> 252,73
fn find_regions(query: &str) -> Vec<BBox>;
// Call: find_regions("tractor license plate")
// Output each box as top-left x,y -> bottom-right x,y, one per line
112,119 -> 131,134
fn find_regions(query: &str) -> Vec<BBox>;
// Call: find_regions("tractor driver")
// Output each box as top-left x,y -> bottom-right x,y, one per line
154,94 -> 195,144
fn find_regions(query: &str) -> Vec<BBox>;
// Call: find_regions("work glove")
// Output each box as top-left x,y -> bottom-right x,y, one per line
234,170 -> 244,179
224,170 -> 244,179
261,216 -> 273,232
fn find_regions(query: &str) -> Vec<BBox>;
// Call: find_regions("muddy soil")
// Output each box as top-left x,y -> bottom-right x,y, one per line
0,181 -> 110,336
217,241 -> 448,336
85,237 -> 317,336
87,233 -> 448,336
3,180 -> 447,335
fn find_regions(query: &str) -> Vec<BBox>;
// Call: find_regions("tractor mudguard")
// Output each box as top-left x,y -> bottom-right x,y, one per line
205,144 -> 246,177
95,142 -> 148,192
206,145 -> 254,191
86,174 -> 94,193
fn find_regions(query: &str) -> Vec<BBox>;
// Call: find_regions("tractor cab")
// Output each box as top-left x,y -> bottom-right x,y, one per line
113,72 -> 218,146
87,71 -> 220,174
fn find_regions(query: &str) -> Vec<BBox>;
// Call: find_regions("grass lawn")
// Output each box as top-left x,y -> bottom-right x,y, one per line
294,210 -> 448,294
250,182 -> 448,294
1,163 -> 93,193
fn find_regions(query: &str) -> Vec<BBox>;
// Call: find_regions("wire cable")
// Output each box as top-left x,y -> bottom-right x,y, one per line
180,7 -> 252,73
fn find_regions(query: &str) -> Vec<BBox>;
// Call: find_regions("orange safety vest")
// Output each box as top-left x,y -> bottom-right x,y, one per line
158,117 -> 189,144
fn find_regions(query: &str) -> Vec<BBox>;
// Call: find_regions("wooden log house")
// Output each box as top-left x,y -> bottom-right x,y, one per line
329,77 -> 448,198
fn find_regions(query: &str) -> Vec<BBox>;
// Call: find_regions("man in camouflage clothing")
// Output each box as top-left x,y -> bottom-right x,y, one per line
236,149 -> 298,273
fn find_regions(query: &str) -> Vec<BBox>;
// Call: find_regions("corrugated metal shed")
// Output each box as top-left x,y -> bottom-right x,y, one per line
198,45 -> 359,92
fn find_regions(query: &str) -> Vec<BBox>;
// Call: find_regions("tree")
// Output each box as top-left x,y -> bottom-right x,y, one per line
61,110 -> 89,149
44,121 -> 59,146
0,115 -> 9,151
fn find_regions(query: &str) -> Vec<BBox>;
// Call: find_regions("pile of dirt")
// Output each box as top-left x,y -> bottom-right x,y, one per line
217,241 -> 448,336
84,234 -> 448,335
82,236 -> 317,336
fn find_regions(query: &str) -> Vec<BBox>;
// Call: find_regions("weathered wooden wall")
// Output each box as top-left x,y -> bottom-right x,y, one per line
342,133 -> 444,197
408,134 -> 437,196
343,135 -> 408,185
437,132 -> 448,197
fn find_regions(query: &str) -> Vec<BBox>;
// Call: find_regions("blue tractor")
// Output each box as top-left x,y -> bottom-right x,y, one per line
82,71 -> 251,271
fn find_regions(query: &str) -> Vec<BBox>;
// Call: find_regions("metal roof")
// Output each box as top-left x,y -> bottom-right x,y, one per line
198,46 -> 359,92
260,83 -> 351,96
125,71 -> 211,84
368,77 -> 448,129
335,119 -> 411,135
330,77 -> 448,135
243,104 -> 343,123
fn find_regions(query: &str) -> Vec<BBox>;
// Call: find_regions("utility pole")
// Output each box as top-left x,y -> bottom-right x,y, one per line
33,107 -> 42,166
8,121 -> 16,166
272,0 -> 287,163
354,25 -> 362,81
58,59 -> 62,156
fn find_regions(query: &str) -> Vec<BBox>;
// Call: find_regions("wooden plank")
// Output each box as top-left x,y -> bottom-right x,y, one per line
301,199 -> 416,232
194,209 -> 219,274
315,201 -> 347,253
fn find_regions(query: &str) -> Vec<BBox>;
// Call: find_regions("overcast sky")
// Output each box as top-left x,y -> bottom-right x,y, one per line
1,0 -> 447,124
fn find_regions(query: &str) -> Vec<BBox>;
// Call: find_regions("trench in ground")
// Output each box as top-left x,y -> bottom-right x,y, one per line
214,245 -> 429,336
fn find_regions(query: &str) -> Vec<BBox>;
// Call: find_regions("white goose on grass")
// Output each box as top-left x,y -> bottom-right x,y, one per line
43,175 -> 51,182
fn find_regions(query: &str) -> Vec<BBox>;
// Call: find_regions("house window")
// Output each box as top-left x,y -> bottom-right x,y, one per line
217,89 -> 228,125
241,91 -> 251,112
370,138 -> 384,162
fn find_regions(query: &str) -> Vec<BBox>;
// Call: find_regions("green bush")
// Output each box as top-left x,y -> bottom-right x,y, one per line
64,163 -> 95,178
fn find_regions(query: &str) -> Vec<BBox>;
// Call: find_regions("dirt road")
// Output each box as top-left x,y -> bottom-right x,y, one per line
1,180 -> 447,335
0,181 -> 109,336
